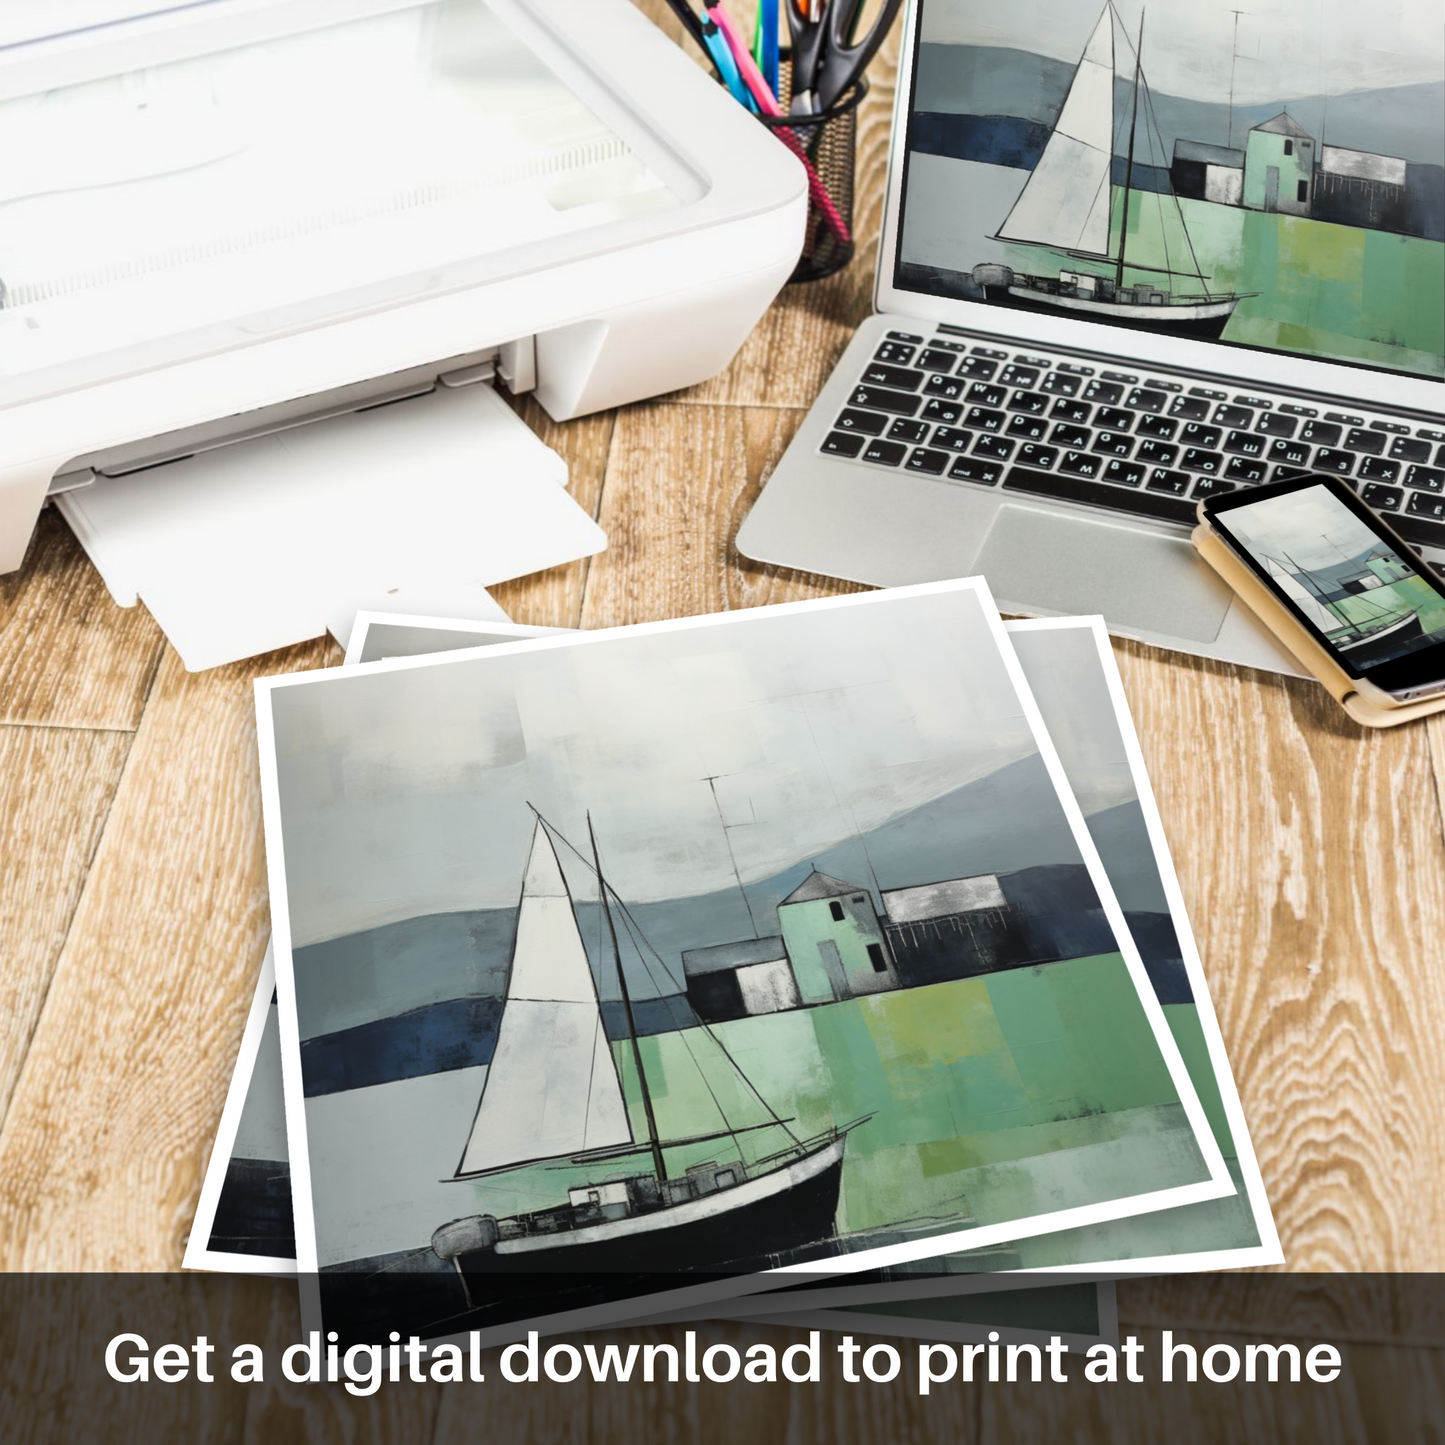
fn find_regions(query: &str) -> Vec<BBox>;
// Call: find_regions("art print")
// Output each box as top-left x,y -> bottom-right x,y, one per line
255,583 -> 1228,1342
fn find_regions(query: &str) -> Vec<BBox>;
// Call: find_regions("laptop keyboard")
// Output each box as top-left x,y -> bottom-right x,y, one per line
821,329 -> 1445,562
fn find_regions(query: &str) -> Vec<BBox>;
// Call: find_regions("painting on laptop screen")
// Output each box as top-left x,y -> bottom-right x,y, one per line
896,0 -> 1445,378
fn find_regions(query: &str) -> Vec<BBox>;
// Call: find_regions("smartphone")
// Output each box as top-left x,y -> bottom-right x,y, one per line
1200,473 -> 1445,704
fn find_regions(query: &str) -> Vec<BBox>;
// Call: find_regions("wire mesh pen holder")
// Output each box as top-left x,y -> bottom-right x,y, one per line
759,70 -> 867,283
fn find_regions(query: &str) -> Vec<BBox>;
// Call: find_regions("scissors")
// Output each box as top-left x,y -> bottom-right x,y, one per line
786,0 -> 903,114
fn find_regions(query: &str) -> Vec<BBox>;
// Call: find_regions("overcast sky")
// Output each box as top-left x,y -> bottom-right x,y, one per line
267,589 -> 1087,946
1223,486 -> 1388,571
922,0 -> 1444,103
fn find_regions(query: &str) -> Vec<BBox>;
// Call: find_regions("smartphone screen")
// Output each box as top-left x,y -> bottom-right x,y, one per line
1204,474 -> 1445,694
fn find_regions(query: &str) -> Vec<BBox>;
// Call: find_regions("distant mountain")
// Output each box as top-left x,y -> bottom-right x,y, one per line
914,42 -> 1445,168
293,752 -> 1085,1040
292,786 -> 1192,1097
1081,798 -> 1169,915
1286,544 -> 1391,592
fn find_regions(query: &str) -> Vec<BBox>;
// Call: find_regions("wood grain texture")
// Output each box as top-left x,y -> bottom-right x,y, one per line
981,1324 -> 1433,1445
0,510 -> 165,730
490,397 -> 614,631
1116,1275 -> 1445,1349
1109,637 -> 1445,1271
0,641 -> 333,1269
1,1275 -> 263,1445
0,725 -> 132,1126
236,1279 -> 442,1445
1423,711 -> 1445,852
430,1322 -> 980,1445
580,403 -> 866,630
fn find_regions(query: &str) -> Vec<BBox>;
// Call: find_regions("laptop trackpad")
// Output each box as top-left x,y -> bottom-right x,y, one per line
975,505 -> 1234,643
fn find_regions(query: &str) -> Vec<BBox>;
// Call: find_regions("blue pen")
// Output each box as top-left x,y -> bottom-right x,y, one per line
701,14 -> 756,110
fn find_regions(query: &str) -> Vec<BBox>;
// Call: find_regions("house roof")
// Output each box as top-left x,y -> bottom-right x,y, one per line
681,936 -> 786,977
1252,111 -> 1313,139
1174,139 -> 1244,168
780,869 -> 866,905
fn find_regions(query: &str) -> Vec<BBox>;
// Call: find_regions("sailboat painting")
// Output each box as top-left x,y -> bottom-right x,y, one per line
973,7 -> 1245,337
898,0 -> 1445,374
257,581 -> 1231,1343
431,816 -> 857,1288
1217,482 -> 1445,666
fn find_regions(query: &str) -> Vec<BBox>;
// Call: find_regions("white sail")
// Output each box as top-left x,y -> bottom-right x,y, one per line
456,820 -> 632,1177
996,8 -> 1116,257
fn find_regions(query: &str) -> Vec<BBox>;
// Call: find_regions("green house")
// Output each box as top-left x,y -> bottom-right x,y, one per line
1243,113 -> 1315,217
1365,549 -> 1412,585
777,868 -> 898,1004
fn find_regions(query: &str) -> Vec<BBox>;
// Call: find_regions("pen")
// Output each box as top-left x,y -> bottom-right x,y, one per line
707,2 -> 776,110
753,0 -> 780,99
705,3 -> 852,246
699,12 -> 756,109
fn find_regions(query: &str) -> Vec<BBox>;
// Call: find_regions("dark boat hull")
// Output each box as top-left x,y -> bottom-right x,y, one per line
981,284 -> 1236,341
453,1151 -> 845,1281
1334,610 -> 1426,666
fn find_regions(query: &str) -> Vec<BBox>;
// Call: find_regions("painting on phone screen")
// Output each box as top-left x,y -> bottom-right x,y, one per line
1224,483 -> 1445,666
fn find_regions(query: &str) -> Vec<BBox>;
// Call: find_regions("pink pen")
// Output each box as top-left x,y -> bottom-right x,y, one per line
705,1 -> 853,247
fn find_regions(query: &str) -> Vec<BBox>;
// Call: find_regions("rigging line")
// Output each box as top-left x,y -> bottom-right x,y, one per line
533,809 -> 804,1151
613,908 -> 750,1166
612,901 -> 739,1138
1116,26 -> 1211,290
587,810 -> 667,1183
793,692 -> 888,919
1227,9 -> 1244,151
1136,50 -> 1175,286
1114,8 -> 1143,289
1138,74 -> 1184,285
1140,69 -> 1209,287
606,881 -> 803,1148
705,774 -> 761,939
533,811 -> 693,996
575,870 -> 612,1153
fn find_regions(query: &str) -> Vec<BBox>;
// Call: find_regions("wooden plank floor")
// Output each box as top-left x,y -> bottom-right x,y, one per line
0,4 -> 1440,1438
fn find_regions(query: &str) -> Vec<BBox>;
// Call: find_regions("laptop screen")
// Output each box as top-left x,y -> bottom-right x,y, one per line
891,0 -> 1445,382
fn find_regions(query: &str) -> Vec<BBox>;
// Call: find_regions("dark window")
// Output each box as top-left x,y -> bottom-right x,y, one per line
829,901 -> 845,922
852,894 -> 867,902
866,943 -> 887,972
1283,139 -> 1293,156
1297,180 -> 1309,203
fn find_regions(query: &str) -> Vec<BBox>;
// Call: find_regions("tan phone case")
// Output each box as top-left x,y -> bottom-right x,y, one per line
1192,520 -> 1445,728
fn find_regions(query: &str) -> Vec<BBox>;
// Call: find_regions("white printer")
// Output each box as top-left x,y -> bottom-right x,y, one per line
0,0 -> 805,661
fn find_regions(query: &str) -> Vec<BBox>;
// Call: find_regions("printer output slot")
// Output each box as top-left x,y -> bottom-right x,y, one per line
46,337 -> 538,496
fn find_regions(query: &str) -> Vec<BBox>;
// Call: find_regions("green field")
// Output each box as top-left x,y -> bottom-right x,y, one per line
1327,575 -> 1445,638
463,955 -> 1212,1247
1004,186 -> 1445,377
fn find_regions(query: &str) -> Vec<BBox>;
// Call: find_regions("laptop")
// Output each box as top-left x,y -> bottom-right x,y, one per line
737,0 -> 1445,673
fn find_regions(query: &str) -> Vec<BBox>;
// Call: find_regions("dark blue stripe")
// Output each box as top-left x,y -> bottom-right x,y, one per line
300,993 -> 699,1098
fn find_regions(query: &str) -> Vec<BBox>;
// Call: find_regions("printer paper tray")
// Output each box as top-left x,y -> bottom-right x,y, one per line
56,383 -> 604,670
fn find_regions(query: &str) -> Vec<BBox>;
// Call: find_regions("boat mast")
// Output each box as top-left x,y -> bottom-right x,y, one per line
1320,534 -> 1394,624
1282,548 -> 1354,633
588,812 -> 668,1183
1115,8 -> 1144,290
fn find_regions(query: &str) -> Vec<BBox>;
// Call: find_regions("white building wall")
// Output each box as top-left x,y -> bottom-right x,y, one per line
883,874 -> 1006,923
736,959 -> 801,1015
1204,165 -> 1243,206
1322,146 -> 1407,186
